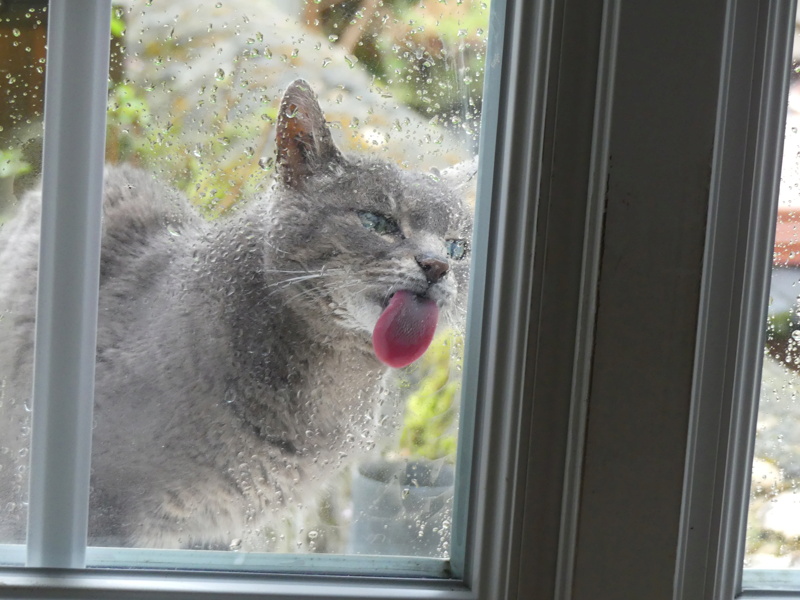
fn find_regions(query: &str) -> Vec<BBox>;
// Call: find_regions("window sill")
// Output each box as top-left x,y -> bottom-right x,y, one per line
0,555 -> 472,600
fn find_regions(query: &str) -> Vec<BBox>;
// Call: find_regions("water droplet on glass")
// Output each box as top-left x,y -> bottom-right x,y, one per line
328,34 -> 339,43
215,68 -> 226,81
12,28 -> 21,37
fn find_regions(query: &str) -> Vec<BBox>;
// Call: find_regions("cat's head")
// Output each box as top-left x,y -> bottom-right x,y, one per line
264,79 -> 472,367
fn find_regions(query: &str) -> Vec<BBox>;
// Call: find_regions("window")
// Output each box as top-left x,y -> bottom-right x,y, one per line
746,4 -> 800,576
4,0 -> 491,573
6,0 -> 794,598
0,0 -> 603,597
655,1 -> 799,599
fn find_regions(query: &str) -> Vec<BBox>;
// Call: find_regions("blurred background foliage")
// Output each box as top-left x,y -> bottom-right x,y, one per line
305,0 -> 487,127
398,330 -> 461,461
103,0 -> 488,216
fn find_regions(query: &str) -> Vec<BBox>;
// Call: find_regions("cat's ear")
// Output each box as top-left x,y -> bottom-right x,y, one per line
276,79 -> 344,189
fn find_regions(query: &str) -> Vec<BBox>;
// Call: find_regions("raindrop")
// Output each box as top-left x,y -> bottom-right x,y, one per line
215,68 -> 226,81
11,28 -> 20,37
328,34 -> 339,43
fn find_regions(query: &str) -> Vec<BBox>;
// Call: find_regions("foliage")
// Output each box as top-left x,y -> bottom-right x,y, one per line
105,82 -> 278,215
398,330 -> 462,461
0,148 -> 31,179
111,7 -> 126,38
315,0 -> 489,136
765,310 -> 800,369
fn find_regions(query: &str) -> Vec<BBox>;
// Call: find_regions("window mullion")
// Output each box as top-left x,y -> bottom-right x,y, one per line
26,0 -> 112,569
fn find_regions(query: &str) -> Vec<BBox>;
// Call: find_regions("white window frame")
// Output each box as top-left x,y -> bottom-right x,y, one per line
0,0 -> 610,597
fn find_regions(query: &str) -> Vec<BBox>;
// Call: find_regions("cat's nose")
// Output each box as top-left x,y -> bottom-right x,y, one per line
416,254 -> 449,284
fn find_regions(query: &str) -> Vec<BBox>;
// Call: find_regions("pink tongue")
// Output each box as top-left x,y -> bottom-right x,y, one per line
372,290 -> 439,368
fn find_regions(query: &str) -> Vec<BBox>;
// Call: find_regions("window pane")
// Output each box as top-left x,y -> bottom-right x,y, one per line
1,0 -> 487,569
0,0 -> 47,562
747,6 -> 800,572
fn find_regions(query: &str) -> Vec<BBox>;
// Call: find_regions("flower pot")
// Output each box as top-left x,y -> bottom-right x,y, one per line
348,458 -> 454,557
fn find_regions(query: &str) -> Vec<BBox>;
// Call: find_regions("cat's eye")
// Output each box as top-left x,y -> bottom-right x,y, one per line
357,210 -> 402,237
446,239 -> 469,260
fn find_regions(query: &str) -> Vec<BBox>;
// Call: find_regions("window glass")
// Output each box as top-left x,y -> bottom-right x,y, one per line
747,6 -> 800,570
0,0 -> 47,560
0,0 -> 487,566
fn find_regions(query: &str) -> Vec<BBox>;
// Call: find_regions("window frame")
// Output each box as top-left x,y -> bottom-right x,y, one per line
0,0 -> 611,598
674,0 -> 798,598
561,0 -> 800,598
11,0 -> 800,598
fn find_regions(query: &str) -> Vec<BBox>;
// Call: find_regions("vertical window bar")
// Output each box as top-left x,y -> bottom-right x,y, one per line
26,0 -> 112,569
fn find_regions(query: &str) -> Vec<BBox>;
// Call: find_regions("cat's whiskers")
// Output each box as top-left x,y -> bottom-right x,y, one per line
282,277 -> 364,305
265,269 -> 348,298
262,268 -> 325,275
267,273 -> 326,288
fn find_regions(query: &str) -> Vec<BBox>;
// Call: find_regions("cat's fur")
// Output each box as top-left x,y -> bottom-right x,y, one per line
0,80 -> 471,550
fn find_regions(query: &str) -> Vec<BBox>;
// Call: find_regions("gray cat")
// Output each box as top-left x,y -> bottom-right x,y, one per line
0,80 -> 471,550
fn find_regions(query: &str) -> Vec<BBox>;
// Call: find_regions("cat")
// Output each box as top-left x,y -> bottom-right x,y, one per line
0,80 -> 472,550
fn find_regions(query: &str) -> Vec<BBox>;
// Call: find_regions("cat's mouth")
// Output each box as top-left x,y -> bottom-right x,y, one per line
372,290 -> 439,368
